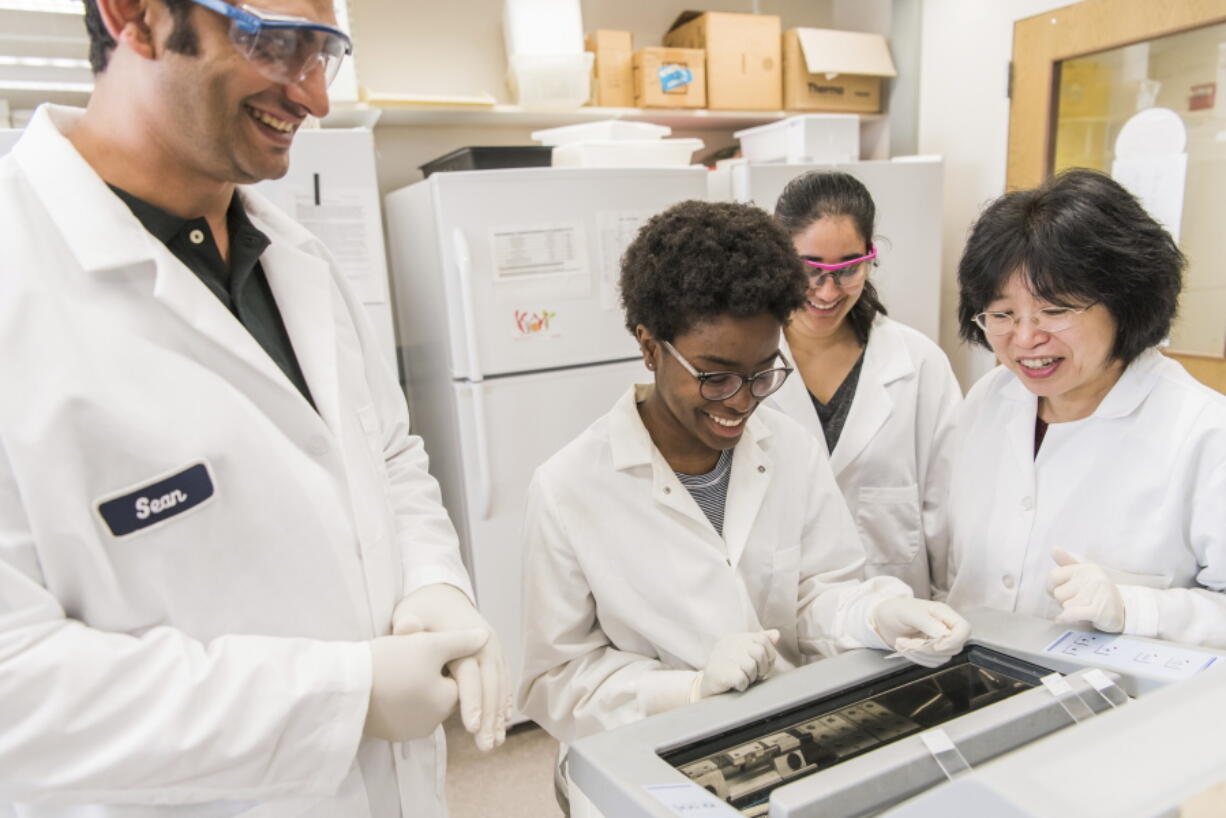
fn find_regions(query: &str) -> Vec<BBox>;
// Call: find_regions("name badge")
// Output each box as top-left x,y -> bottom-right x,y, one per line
96,462 -> 215,537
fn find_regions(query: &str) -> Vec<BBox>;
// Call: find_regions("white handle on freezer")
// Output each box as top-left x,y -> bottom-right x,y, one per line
451,227 -> 484,383
461,382 -> 494,521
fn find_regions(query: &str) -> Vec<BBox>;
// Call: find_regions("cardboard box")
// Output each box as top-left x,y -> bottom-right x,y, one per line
783,28 -> 897,113
663,11 -> 781,111
586,30 -> 634,108
633,47 -> 706,109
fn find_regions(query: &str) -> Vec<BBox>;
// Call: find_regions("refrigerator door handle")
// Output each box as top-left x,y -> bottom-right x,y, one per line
460,381 -> 494,521
451,227 -> 484,383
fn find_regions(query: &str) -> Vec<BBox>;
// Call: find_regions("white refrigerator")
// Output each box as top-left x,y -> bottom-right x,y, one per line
726,157 -> 945,344
384,166 -> 708,694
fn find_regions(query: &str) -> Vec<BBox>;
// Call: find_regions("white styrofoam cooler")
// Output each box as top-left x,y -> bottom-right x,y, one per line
502,0 -> 584,56
509,52 -> 594,108
735,114 -> 860,164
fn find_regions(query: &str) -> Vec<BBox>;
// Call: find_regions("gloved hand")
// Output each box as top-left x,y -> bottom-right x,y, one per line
1048,548 -> 1126,632
692,630 -> 781,700
392,583 -> 510,752
364,625 -> 489,742
871,598 -> 970,668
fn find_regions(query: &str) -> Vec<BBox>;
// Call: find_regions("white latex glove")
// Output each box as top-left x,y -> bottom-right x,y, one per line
693,630 -> 781,700
364,626 -> 489,742
1048,548 -> 1126,632
871,598 -> 970,668
392,583 -> 510,751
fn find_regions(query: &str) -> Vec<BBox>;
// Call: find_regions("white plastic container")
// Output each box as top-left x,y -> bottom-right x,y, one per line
531,120 -> 671,146
734,114 -> 860,164
550,138 -> 705,168
508,52 -> 595,108
502,0 -> 584,57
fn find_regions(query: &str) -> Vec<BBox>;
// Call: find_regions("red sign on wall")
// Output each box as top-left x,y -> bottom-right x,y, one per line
1189,82 -> 1216,111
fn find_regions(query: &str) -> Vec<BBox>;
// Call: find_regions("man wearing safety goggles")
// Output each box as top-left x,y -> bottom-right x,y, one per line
0,1 -> 506,817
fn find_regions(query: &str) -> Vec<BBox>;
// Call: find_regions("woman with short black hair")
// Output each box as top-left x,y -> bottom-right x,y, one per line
939,168 -> 1226,647
517,201 -> 969,756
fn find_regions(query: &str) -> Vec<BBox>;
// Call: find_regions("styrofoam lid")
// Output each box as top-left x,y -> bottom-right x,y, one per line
793,28 -> 897,77
734,114 -> 859,140
555,137 -> 703,150
531,119 -> 672,145
1114,108 -> 1186,157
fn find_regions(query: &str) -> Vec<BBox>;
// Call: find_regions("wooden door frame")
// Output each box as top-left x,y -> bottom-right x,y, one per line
1008,0 -> 1226,189
1008,0 -> 1226,392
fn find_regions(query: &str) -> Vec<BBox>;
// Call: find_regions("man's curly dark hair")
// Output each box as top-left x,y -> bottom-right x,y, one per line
620,200 -> 807,342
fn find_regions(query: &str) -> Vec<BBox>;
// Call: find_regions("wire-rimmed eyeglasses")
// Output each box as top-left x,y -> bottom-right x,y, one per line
972,304 -> 1096,335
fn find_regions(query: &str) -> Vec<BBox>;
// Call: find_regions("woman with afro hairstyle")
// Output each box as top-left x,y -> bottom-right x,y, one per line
516,201 -> 969,781
770,171 -> 962,599
937,169 -> 1226,647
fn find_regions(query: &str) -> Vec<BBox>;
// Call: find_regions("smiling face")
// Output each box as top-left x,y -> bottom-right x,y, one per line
152,0 -> 334,184
789,215 -> 869,340
637,313 -> 784,470
985,272 -> 1124,418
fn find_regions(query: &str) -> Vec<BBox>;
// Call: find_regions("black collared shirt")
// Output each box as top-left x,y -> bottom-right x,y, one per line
111,185 -> 315,408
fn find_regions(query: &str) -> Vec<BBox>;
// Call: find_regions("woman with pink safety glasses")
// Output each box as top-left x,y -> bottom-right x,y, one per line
768,171 -> 962,599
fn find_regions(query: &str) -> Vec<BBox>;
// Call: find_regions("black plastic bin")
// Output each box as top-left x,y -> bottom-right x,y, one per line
419,146 -> 554,177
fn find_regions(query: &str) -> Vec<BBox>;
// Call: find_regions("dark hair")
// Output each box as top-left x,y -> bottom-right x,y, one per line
621,200 -> 807,342
84,0 -> 198,74
957,168 -> 1185,365
773,170 -> 887,345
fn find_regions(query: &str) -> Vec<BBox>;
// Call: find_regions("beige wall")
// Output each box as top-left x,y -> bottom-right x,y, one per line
348,0 -> 833,103
350,0 -> 841,197
917,0 -> 1074,389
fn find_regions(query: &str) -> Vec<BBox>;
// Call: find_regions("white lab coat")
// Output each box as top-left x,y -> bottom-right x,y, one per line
936,349 -> 1226,647
0,105 -> 473,817
517,385 -> 911,745
768,316 -> 961,598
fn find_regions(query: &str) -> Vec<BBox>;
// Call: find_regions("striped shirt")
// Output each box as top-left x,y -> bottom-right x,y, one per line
675,448 -> 734,536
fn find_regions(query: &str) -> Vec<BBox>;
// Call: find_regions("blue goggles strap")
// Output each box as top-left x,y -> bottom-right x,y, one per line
187,0 -> 353,53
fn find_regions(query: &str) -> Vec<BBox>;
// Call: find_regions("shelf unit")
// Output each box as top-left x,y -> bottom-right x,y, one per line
321,102 -> 884,131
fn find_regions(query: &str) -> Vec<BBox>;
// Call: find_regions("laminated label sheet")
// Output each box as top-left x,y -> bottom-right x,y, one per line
490,222 -> 587,280
1044,630 -> 1218,681
597,211 -> 651,310
290,188 -> 386,303
644,783 -> 742,816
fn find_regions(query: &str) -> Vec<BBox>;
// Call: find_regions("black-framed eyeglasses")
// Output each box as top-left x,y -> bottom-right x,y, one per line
661,341 -> 793,401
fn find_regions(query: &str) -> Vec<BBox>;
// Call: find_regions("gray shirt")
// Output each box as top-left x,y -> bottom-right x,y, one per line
675,448 -> 734,536
810,350 -> 866,454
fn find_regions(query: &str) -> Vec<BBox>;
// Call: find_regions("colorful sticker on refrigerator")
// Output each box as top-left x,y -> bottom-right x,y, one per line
512,308 -> 560,340
490,222 -> 587,280
597,211 -> 651,310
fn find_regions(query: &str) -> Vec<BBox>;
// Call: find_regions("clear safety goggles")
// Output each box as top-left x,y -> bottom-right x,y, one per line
801,244 -> 877,289
662,341 -> 793,402
188,0 -> 353,87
